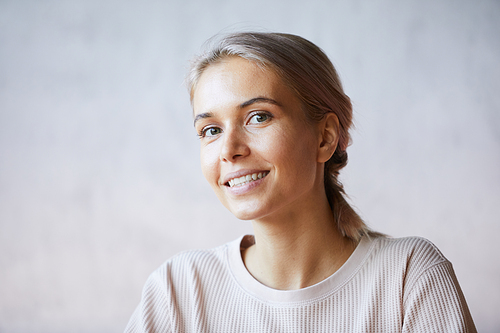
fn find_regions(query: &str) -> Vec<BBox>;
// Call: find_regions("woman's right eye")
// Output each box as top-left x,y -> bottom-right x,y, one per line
201,127 -> 222,138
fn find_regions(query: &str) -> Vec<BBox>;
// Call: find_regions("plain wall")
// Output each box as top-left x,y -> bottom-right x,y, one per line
1,0 -> 499,332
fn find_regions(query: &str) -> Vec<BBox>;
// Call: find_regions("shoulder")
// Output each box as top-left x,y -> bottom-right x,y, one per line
377,235 -> 447,260
151,241 -> 231,282
370,236 -> 478,331
132,241 -> 235,318
125,241 -> 239,332
369,234 -> 449,268
360,235 -> 451,292
167,242 -> 228,267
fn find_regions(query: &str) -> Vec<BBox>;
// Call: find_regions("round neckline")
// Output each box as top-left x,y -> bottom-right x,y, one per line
227,234 -> 375,304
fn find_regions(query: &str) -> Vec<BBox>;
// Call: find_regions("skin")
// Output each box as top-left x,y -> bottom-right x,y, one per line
192,56 -> 356,290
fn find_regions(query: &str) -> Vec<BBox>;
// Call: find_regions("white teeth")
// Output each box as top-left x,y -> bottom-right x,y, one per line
227,172 -> 268,187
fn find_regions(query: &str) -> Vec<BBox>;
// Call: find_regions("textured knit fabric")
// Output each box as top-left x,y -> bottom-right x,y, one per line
125,235 -> 476,332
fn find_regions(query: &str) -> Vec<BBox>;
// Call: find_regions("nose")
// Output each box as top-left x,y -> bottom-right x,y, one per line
220,127 -> 250,162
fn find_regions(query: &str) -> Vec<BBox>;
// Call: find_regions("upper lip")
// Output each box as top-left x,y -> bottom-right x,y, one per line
221,169 -> 269,186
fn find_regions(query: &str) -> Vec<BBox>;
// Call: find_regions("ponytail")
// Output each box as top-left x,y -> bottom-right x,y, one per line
324,149 -> 367,241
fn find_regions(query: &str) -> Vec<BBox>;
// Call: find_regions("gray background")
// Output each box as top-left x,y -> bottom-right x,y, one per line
1,0 -> 499,332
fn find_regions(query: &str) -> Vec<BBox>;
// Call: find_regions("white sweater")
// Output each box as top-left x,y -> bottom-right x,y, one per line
125,235 -> 476,332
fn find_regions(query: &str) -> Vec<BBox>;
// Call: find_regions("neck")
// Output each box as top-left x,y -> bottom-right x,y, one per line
242,192 -> 357,290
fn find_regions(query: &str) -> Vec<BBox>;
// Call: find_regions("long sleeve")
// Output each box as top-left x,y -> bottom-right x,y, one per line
402,261 -> 476,332
125,270 -> 173,333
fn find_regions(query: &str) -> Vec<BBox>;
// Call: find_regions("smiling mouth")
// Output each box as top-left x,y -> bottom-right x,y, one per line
227,172 -> 269,187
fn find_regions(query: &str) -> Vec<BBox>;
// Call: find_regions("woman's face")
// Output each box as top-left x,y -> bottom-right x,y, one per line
192,56 -> 325,221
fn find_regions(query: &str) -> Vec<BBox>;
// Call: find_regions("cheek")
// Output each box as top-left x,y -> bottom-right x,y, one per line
278,130 -> 318,174
200,143 -> 220,184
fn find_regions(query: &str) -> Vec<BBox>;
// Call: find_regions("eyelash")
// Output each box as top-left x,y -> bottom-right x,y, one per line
197,111 -> 273,139
248,111 -> 273,124
197,126 -> 221,138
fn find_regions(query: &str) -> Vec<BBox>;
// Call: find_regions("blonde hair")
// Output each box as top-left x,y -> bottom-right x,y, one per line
187,32 -> 369,241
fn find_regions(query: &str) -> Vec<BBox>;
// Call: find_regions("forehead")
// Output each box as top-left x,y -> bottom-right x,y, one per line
192,57 -> 294,115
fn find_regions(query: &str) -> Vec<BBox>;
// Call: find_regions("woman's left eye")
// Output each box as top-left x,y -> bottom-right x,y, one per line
248,112 -> 271,124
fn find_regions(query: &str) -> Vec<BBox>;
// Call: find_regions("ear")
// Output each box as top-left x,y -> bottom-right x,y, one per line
317,113 -> 339,163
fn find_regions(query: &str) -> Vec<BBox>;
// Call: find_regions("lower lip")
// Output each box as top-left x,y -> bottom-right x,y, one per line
225,176 -> 267,195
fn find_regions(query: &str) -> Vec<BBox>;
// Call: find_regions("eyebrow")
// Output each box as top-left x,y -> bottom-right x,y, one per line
193,112 -> 214,126
193,97 -> 282,126
239,97 -> 282,108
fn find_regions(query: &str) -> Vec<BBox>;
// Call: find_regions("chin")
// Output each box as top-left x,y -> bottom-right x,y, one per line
228,208 -> 259,221
225,201 -> 266,221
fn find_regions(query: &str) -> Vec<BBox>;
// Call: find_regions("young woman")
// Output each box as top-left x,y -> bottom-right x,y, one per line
126,32 -> 476,332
